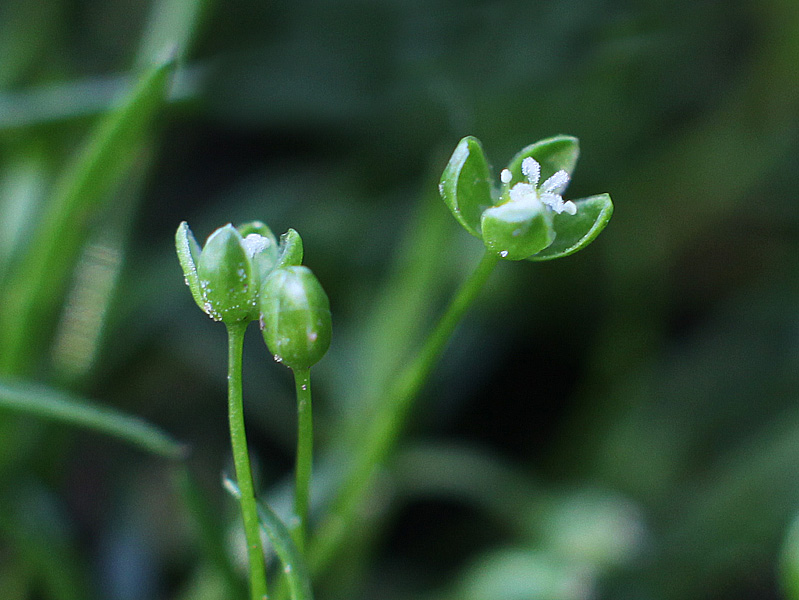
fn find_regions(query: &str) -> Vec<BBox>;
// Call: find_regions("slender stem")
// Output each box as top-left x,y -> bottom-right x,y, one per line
292,367 -> 313,553
227,322 -> 268,600
310,250 -> 500,574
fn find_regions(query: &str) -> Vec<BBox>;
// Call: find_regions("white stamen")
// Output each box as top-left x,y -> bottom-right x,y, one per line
541,170 -> 570,194
521,157 -> 541,187
242,234 -> 269,258
503,157 -> 577,216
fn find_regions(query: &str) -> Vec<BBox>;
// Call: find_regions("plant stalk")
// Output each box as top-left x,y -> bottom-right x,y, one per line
292,367 -> 313,553
227,322 -> 268,600
310,249 -> 500,574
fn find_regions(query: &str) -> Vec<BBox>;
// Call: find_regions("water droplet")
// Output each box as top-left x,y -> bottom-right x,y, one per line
308,331 -> 318,342
284,564 -> 292,574
274,354 -> 283,363
301,385 -> 307,391
500,250 -> 509,257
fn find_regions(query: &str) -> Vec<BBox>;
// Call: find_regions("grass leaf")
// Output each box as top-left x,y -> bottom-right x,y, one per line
0,379 -> 185,458
0,56 -> 176,375
224,477 -> 315,600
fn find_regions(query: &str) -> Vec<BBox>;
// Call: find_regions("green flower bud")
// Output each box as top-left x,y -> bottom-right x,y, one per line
260,266 -> 331,370
176,221 -> 279,324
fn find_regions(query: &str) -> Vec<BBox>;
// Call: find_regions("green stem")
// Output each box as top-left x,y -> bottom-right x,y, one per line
226,322 -> 268,600
310,250 -> 500,574
292,367 -> 313,553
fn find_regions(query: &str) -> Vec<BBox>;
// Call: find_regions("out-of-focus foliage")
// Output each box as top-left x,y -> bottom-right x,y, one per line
1,0 -> 799,599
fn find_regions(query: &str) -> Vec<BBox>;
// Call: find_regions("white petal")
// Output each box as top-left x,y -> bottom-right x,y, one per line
509,182 -> 537,204
563,201 -> 577,215
242,233 -> 270,258
541,170 -> 570,194
500,169 -> 513,184
521,157 -> 541,187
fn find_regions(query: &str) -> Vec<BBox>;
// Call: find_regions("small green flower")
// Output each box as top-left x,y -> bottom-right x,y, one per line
260,266 -> 332,370
175,221 -> 303,324
440,135 -> 613,261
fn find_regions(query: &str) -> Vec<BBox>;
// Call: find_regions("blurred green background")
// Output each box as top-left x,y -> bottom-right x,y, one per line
2,0 -> 799,599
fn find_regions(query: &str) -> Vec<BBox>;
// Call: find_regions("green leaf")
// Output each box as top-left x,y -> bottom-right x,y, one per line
0,379 -> 185,458
529,194 -> 613,261
439,136 -> 493,237
276,228 -> 304,269
224,478 -> 314,600
505,135 -> 580,183
175,221 -> 204,309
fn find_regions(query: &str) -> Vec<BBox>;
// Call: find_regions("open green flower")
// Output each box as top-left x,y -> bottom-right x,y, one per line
175,221 -> 304,324
440,135 -> 613,261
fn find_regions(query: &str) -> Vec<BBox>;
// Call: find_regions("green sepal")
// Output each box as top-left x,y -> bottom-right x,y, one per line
505,135 -> 580,184
439,136 -> 493,238
276,228 -> 304,269
175,221 -> 204,310
196,225 -> 257,323
480,201 -> 554,260
529,194 -> 613,261
260,266 -> 332,370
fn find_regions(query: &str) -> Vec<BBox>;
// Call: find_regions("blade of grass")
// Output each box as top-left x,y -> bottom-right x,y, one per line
0,56 -> 176,375
49,147 -> 154,383
175,467 -> 247,599
0,143 -> 48,279
0,0 -> 64,87
0,378 -> 185,458
136,0 -> 212,66
346,178 -> 453,415
224,477 -> 315,600
0,479 -> 93,600
0,67 -> 201,133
